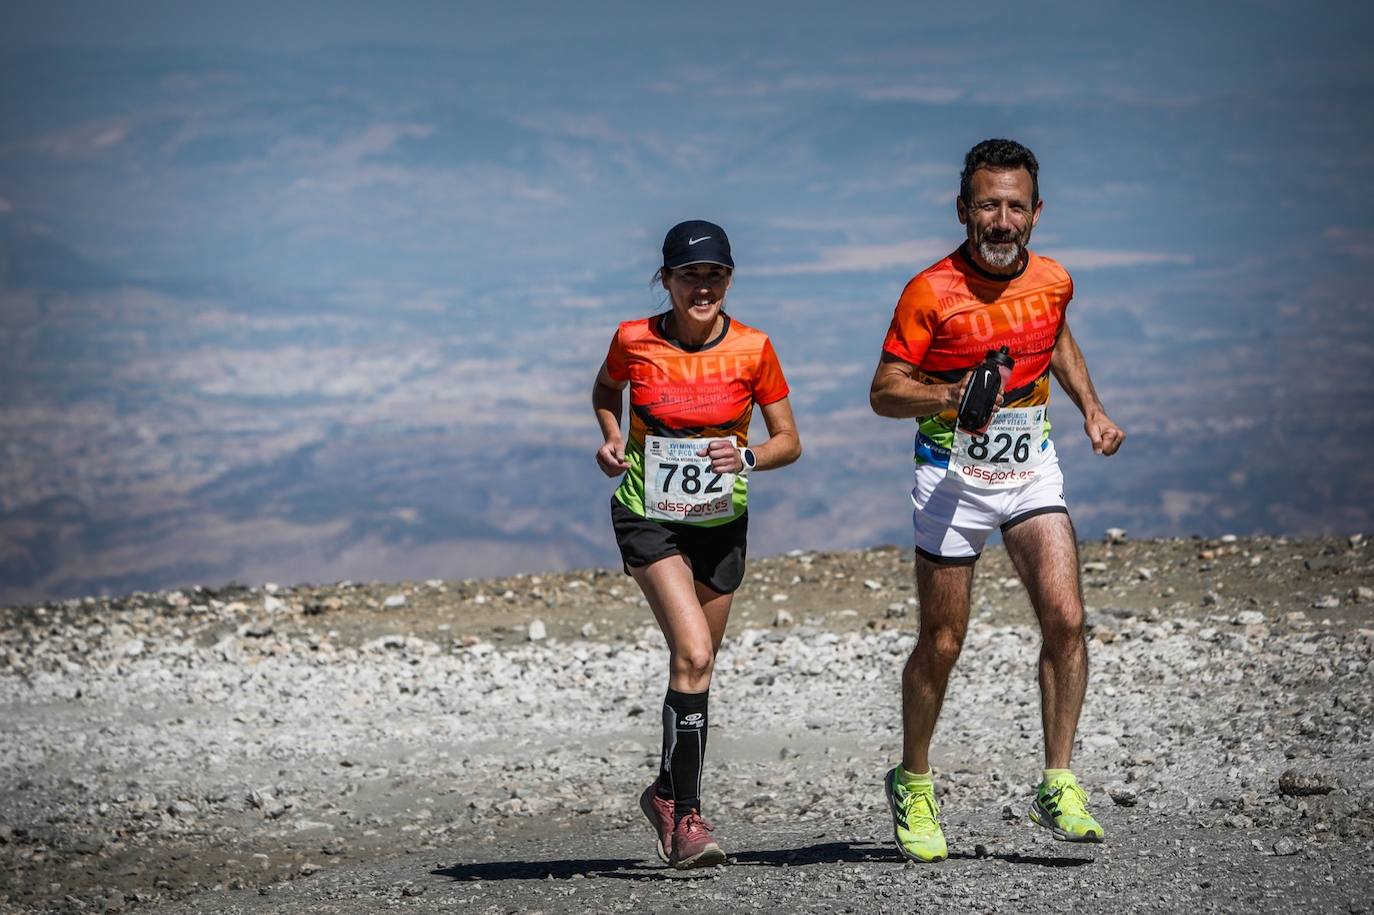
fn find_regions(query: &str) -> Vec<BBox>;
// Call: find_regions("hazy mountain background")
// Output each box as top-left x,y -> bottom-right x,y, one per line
2,1 -> 1371,604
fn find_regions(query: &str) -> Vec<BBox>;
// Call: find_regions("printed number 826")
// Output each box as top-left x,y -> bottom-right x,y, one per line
966,432 -> 1032,463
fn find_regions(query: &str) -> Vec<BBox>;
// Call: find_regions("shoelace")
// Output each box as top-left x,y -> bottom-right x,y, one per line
898,785 -> 940,830
1047,779 -> 1090,818
678,811 -> 715,837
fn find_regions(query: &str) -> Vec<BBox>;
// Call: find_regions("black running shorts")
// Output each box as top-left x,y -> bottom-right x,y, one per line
610,498 -> 748,595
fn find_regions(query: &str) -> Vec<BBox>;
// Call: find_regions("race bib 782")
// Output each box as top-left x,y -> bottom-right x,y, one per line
644,435 -> 737,522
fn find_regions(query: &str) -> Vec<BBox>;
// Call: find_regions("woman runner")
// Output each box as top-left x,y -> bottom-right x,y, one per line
592,219 -> 801,869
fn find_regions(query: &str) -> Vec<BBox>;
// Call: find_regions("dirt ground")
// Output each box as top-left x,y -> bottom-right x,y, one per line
2,533 -> 1372,913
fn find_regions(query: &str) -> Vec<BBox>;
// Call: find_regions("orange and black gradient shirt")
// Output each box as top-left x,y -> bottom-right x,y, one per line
604,313 -> 789,525
882,243 -> 1071,466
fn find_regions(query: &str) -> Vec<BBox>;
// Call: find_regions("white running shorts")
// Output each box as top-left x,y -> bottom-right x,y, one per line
911,443 -> 1069,565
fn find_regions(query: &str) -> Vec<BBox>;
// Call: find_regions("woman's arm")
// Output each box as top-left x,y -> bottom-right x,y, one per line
700,396 -> 801,473
592,361 -> 630,476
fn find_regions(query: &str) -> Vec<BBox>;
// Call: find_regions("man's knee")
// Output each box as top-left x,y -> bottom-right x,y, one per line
911,623 -> 966,672
1040,609 -> 1086,651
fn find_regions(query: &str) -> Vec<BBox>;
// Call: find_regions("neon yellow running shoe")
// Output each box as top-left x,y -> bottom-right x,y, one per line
884,767 -> 948,863
1028,772 -> 1104,842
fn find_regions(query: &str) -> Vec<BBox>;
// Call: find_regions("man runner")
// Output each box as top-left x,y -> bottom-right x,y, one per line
869,138 -> 1125,862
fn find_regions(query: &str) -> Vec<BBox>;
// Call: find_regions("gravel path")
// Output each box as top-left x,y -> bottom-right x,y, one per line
2,536 -> 1372,913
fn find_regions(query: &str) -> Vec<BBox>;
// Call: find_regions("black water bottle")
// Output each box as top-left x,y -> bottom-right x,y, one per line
956,346 -> 1015,435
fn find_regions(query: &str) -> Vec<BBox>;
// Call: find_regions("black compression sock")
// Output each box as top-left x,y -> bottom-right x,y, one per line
657,687 -> 709,820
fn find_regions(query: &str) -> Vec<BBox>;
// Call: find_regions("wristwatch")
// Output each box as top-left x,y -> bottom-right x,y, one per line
738,447 -> 757,475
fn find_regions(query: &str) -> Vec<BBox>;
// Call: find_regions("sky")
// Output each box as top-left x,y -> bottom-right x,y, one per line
1,0 -> 1371,602
3,2 -> 1367,300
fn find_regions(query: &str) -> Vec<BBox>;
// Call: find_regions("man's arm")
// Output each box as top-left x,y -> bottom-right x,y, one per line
869,352 -> 965,419
1050,321 -> 1125,456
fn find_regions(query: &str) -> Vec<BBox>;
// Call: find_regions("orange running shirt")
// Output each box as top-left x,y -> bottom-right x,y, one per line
605,313 -> 789,525
882,244 -> 1072,466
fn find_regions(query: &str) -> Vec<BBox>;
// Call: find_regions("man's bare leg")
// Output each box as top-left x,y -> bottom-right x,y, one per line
1001,512 -> 1087,769
901,556 -> 976,773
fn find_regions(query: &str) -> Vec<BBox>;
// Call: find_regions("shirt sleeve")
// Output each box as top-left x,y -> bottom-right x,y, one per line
881,276 -> 941,367
752,337 -> 790,405
603,325 -> 629,383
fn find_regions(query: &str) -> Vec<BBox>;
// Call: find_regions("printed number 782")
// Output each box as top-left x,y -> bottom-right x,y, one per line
661,463 -> 725,494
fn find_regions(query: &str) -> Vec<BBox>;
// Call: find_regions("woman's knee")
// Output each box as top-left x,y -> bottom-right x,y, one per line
670,645 -> 715,683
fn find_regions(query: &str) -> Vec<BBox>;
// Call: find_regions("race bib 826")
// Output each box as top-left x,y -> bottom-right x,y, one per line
949,406 -> 1047,487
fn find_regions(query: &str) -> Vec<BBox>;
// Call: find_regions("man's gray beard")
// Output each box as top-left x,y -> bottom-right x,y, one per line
978,239 -> 1021,269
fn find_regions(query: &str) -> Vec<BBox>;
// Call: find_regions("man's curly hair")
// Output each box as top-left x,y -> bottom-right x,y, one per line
960,139 -> 1040,207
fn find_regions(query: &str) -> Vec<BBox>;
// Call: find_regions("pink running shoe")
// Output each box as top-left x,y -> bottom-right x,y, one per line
639,782 -> 675,863
668,810 -> 726,869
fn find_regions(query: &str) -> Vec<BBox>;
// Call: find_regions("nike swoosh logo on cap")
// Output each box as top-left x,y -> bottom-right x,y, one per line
688,236 -> 711,245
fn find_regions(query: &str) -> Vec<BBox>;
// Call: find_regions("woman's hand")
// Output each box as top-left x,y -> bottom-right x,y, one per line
596,439 -> 629,476
697,439 -> 745,473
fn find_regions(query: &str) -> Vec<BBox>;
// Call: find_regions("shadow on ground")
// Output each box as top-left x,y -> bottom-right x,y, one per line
434,858 -> 652,882
432,840 -> 1095,882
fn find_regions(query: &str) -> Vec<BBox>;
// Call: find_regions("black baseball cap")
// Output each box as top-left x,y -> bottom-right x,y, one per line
662,220 -> 734,270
